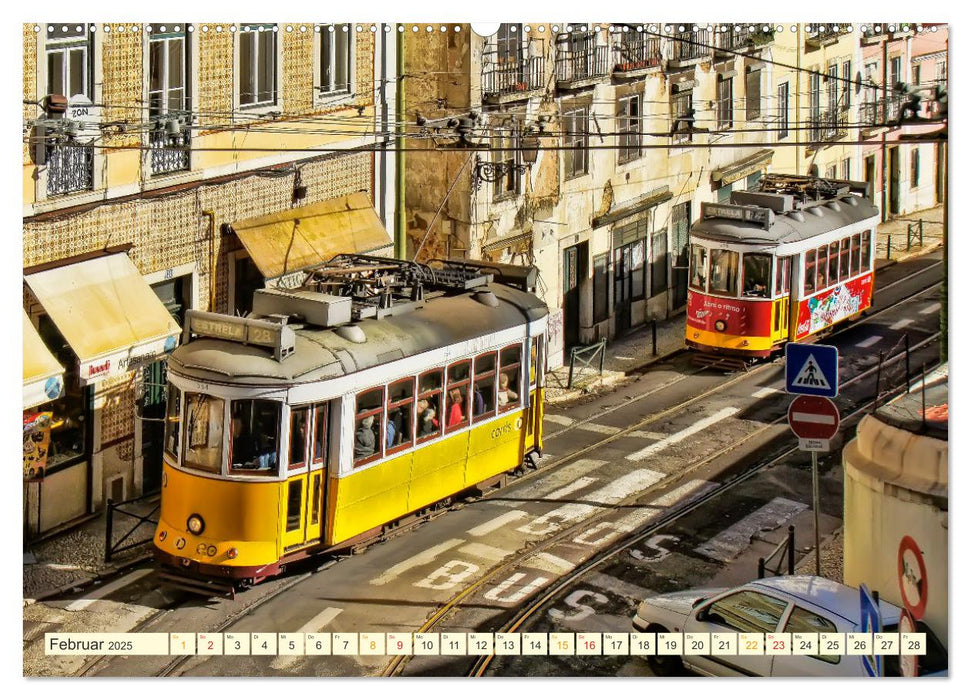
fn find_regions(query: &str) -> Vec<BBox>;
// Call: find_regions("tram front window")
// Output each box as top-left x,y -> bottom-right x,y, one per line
230,399 -> 281,475
689,244 -> 708,291
708,249 -> 739,297
164,384 -> 182,461
742,253 -> 771,298
183,393 -> 225,475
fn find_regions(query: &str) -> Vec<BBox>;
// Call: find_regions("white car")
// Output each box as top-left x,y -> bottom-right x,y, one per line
631,576 -> 947,677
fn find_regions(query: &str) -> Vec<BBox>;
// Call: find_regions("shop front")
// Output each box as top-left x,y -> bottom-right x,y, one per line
23,250 -> 181,538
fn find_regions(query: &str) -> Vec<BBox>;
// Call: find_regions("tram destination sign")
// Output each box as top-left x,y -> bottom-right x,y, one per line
700,202 -> 774,230
786,343 -> 839,397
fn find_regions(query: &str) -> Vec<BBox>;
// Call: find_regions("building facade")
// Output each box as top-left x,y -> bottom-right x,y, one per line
22,22 -> 396,537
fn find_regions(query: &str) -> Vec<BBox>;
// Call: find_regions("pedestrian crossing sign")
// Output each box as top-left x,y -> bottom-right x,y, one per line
786,343 -> 839,397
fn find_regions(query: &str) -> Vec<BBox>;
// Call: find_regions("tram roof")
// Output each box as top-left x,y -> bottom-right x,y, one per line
168,283 -> 547,386
690,195 -> 880,247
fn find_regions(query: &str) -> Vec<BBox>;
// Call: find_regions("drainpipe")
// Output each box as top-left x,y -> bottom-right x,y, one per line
881,37 -> 889,222
395,27 -> 406,259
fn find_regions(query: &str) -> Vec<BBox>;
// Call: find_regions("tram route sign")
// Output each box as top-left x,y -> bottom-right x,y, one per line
786,343 -> 839,397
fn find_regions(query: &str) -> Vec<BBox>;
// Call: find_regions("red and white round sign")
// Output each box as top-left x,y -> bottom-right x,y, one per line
898,609 -> 919,677
788,395 -> 840,440
897,535 -> 928,620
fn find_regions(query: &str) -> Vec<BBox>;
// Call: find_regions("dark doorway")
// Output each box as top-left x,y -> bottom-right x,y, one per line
864,155 -> 877,203
671,202 -> 691,308
889,146 -> 900,215
613,243 -> 633,336
562,243 -> 587,349
233,254 -> 264,316
936,142 -> 944,204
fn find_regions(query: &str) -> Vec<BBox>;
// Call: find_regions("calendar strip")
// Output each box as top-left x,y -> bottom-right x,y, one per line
44,632 -> 927,657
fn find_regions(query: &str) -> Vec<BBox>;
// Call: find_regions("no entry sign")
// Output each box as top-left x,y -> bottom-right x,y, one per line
788,395 -> 840,451
898,536 -> 929,620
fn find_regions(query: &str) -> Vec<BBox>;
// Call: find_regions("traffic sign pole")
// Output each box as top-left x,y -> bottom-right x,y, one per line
812,451 -> 820,576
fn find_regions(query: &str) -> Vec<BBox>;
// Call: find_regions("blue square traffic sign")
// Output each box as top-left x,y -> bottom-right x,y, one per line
785,343 -> 839,397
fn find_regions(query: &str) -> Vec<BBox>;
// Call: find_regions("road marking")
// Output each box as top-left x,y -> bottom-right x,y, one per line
524,552 -> 576,575
587,573 -> 654,603
856,335 -> 881,348
626,407 -> 740,461
694,497 -> 808,563
270,607 -> 343,669
791,412 -> 837,425
890,318 -> 914,330
649,478 -> 719,508
467,510 -> 528,537
64,569 -> 153,612
459,542 -> 512,562
543,476 -> 598,501
518,469 -> 664,536
544,414 -> 574,426
630,430 -> 668,441
920,302 -> 941,315
369,539 -> 464,586
751,386 -> 781,399
574,423 -> 620,436
509,459 -> 608,500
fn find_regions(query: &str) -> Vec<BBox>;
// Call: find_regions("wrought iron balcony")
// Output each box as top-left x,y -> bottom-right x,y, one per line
805,25 -> 844,49
481,46 -> 546,104
667,28 -> 712,68
612,35 -> 663,77
46,139 -> 94,197
555,44 -> 610,87
809,108 -> 849,143
860,94 -> 907,130
715,26 -> 755,54
149,126 -> 190,176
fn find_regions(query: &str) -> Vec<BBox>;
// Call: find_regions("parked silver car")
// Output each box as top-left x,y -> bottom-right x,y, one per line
631,576 -> 946,677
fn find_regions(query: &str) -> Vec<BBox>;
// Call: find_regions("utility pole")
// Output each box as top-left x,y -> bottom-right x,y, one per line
395,26 -> 407,259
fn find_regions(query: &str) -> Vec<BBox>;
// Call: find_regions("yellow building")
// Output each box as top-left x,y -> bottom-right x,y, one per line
22,22 -> 396,537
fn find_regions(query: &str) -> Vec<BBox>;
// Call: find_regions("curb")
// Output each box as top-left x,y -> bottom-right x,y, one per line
544,345 -> 685,406
24,551 -> 154,607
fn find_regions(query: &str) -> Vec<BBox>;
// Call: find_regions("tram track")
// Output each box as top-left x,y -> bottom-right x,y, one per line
381,328 -> 940,677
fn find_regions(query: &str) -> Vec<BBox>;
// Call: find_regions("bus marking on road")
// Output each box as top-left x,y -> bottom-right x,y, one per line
467,511 -> 527,537
369,539 -> 465,586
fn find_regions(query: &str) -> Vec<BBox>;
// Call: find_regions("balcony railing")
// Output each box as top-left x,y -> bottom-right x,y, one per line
810,108 -> 849,143
482,46 -> 546,103
806,25 -> 843,48
555,44 -> 610,86
668,28 -> 712,64
46,140 -> 94,197
149,127 -> 190,175
612,35 -> 663,75
715,26 -> 754,53
860,94 -> 906,128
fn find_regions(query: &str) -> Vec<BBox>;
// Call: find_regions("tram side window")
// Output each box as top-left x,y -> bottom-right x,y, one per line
387,378 -> 414,453
164,384 -> 182,461
445,360 -> 471,431
183,393 -> 224,475
289,407 -> 309,470
417,369 -> 443,442
850,234 -> 862,277
816,245 -> 829,289
473,352 -> 497,421
804,250 -> 817,295
828,242 -> 839,286
354,387 -> 384,466
742,253 -> 771,298
709,249 -> 739,297
839,237 -> 851,282
499,345 -> 522,412
530,337 -> 539,386
690,244 -> 708,292
230,399 -> 281,475
775,256 -> 791,297
862,230 -> 872,270
312,404 -> 327,464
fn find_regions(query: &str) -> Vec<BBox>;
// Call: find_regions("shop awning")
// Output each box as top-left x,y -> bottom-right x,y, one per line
24,253 -> 181,384
592,186 -> 673,229
230,192 -> 394,280
481,230 -> 532,253
711,148 -> 774,186
23,311 -> 64,407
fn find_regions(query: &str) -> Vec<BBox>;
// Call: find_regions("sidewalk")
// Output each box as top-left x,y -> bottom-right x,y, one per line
874,204 -> 944,267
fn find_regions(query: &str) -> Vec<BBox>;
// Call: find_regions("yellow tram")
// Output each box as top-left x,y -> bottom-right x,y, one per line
154,256 -> 548,593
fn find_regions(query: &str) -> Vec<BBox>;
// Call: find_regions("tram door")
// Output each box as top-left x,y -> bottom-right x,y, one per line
772,255 -> 792,343
281,404 -> 329,550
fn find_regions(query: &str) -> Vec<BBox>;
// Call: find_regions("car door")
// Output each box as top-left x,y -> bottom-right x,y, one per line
683,587 -> 789,676
771,604 -> 860,677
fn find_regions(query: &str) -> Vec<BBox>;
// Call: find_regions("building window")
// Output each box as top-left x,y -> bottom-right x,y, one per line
149,27 -> 190,175
826,164 -> 837,180
651,230 -> 668,297
493,126 -> 522,199
841,60 -> 851,112
497,23 -> 523,64
810,72 -> 822,140
745,67 -> 761,121
671,90 -> 693,144
717,75 -> 733,129
319,24 -> 352,96
239,25 -> 277,107
826,63 -> 839,114
593,253 -> 609,323
717,184 -> 733,203
911,148 -> 920,188
46,24 -> 92,99
778,82 -> 789,139
890,56 -> 902,87
913,63 -> 921,86
746,172 -> 762,190
563,106 -> 589,179
617,94 -> 642,164
842,157 -> 851,180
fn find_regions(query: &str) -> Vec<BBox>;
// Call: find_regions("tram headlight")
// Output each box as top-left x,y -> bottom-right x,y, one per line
714,319 -> 727,333
226,547 -> 238,560
187,514 -> 205,536
158,530 -> 167,542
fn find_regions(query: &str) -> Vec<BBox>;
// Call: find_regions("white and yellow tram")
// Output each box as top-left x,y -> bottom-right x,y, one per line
686,175 -> 881,358
154,257 -> 547,592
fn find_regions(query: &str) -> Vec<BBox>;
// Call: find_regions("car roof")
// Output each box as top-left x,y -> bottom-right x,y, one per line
749,576 -> 900,625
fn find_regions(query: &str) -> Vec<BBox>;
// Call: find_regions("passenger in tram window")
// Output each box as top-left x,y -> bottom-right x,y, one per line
473,389 -> 486,416
231,417 -> 258,466
498,373 -> 519,407
447,388 -> 466,427
419,408 -> 439,436
354,416 -> 376,459
386,412 -> 397,449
